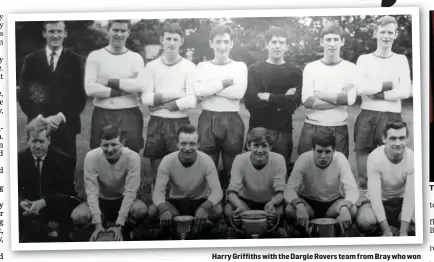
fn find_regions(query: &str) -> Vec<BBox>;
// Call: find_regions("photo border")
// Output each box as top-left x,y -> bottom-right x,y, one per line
7,6 -> 422,251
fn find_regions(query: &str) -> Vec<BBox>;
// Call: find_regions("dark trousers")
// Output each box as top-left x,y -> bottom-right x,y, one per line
19,195 -> 79,242
50,126 -> 77,168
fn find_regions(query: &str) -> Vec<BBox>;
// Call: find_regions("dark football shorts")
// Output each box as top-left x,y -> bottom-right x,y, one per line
143,116 -> 190,159
301,196 -> 342,219
382,197 -> 404,228
168,198 -> 208,216
297,122 -> 349,158
90,106 -> 144,153
354,109 -> 402,154
198,110 -> 245,161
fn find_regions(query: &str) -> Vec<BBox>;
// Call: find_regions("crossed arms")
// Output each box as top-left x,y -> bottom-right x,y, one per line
355,55 -> 412,101
85,52 -> 145,98
193,61 -> 248,101
301,63 -> 358,110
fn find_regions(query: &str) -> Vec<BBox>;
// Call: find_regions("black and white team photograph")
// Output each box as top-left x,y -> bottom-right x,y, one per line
7,7 -> 422,250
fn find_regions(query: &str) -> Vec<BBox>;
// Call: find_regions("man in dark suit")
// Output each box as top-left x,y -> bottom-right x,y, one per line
18,117 -> 79,242
18,20 -> 86,171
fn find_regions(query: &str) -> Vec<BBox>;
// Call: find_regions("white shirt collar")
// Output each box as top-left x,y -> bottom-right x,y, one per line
32,153 -> 47,161
46,46 -> 63,57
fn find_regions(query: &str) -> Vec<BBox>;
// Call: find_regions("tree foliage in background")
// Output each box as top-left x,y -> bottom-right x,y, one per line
15,15 -> 412,81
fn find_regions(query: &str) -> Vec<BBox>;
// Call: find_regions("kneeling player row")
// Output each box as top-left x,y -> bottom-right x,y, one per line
18,118 -> 414,241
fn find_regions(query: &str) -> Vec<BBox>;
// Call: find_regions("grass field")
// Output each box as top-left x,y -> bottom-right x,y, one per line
16,99 -> 414,201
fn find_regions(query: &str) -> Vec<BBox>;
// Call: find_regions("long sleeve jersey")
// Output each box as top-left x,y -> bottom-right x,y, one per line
244,61 -> 302,132
85,48 -> 145,109
152,151 -> 223,207
141,57 -> 197,118
284,151 -> 359,205
301,59 -> 358,126
367,146 -> 414,223
227,152 -> 287,203
84,147 -> 140,226
356,53 -> 412,113
194,60 -> 248,112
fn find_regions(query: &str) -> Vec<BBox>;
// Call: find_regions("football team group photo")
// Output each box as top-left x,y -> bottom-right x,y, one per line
12,10 -> 417,244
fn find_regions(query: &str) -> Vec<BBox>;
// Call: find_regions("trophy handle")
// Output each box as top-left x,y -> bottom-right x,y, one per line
338,221 -> 346,237
306,222 -> 314,238
228,215 -> 244,235
266,213 -> 281,234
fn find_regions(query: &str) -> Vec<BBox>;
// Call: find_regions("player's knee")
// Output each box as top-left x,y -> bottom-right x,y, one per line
223,202 -> 235,218
147,204 -> 158,219
70,204 -> 91,226
285,204 -> 297,223
275,205 -> 285,219
130,201 -> 148,220
355,204 -> 377,233
209,203 -> 223,222
350,205 -> 358,220
325,201 -> 343,218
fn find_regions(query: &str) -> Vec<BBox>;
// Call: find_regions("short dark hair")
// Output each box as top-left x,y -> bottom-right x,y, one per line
99,125 -> 123,141
320,22 -> 344,39
161,23 -> 184,38
108,20 -> 131,29
264,27 -> 288,42
209,24 -> 235,41
382,120 -> 409,138
311,130 -> 336,150
43,21 -> 67,31
26,116 -> 51,139
246,127 -> 274,147
176,124 -> 199,143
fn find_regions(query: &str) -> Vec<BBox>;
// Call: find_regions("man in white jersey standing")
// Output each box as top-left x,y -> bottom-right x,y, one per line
355,121 -> 414,237
85,20 -> 145,154
141,23 -> 197,187
194,25 -> 248,191
298,23 -> 358,159
354,16 -> 412,195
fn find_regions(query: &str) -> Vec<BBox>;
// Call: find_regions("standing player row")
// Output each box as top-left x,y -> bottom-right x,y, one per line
83,17 -> 411,193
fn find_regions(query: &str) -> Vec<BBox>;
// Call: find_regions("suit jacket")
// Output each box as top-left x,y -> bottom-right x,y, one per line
18,48 -> 86,135
18,147 -> 76,206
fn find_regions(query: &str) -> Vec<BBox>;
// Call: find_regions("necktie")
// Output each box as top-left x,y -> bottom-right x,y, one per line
49,52 -> 56,72
36,157 -> 43,196
36,157 -> 42,174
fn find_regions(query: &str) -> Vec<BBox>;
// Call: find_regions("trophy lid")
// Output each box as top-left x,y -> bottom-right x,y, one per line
311,218 -> 338,225
173,215 -> 195,222
240,210 -> 268,219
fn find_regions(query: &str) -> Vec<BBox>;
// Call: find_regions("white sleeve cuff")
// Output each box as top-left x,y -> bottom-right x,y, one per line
92,214 -> 102,224
58,112 -> 67,123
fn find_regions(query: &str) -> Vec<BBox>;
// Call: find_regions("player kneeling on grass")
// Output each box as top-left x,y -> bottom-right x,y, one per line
71,125 -> 147,241
356,121 -> 415,237
284,130 -> 359,236
148,124 -> 224,239
224,127 -> 286,235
